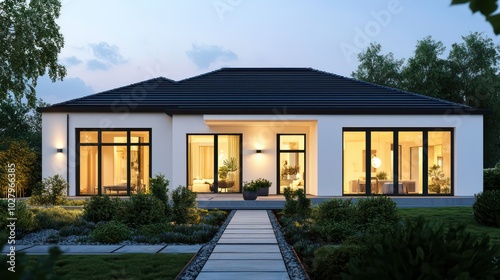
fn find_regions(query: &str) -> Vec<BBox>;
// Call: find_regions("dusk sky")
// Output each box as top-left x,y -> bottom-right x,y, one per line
36,0 -> 500,104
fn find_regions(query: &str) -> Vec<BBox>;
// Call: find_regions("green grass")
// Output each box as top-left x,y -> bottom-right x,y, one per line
398,207 -> 500,245
21,253 -> 194,280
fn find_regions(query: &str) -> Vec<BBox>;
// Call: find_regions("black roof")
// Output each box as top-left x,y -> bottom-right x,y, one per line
38,68 -> 481,115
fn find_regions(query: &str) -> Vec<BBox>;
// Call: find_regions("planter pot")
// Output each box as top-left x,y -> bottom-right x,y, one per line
257,187 -> 269,196
242,190 -> 258,200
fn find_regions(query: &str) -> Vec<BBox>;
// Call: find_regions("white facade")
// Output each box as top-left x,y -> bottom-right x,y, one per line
42,112 -> 483,196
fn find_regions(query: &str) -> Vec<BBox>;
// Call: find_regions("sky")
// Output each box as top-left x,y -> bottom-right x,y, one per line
35,0 -> 500,104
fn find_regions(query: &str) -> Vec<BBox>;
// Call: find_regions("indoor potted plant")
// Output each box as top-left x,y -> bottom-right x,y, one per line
242,181 -> 259,200
254,178 -> 272,196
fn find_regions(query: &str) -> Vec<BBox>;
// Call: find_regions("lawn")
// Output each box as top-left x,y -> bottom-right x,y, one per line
398,207 -> 500,246
20,253 -> 194,280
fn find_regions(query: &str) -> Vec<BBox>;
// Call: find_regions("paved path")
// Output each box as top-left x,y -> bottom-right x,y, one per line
1,244 -> 201,255
197,210 -> 289,280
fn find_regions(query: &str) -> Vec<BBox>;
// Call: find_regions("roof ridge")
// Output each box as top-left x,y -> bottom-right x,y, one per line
49,77 -> 174,107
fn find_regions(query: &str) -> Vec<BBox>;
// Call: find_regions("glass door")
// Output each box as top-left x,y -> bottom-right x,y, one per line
187,134 -> 242,193
278,134 -> 306,194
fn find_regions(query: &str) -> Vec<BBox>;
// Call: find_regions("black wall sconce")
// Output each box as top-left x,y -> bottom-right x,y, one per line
57,148 -> 63,153
256,149 -> 262,153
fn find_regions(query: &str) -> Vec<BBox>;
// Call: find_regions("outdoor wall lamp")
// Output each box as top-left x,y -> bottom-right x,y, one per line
57,148 -> 63,153
256,150 -> 262,153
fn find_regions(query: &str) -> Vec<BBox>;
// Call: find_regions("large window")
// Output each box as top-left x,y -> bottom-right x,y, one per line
278,134 -> 306,194
187,134 -> 242,193
343,129 -> 453,196
77,129 -> 151,196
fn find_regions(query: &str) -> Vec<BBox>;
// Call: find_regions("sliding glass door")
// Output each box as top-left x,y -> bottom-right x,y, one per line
187,134 -> 242,193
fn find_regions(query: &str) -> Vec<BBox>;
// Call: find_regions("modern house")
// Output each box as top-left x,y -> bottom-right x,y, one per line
39,68 -> 484,197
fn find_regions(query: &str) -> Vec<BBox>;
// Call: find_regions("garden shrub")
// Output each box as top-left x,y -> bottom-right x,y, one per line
172,186 -> 199,224
83,195 -> 122,223
355,196 -> 399,229
29,175 -> 68,206
0,200 -> 34,238
139,222 -> 173,238
90,220 -> 130,244
312,245 -> 363,280
311,220 -> 358,244
149,173 -> 172,218
313,198 -> 354,224
159,224 -> 218,244
200,209 -> 228,225
473,190 -> 500,227
343,216 -> 500,279
116,193 -> 166,228
484,166 -> 500,191
282,187 -> 311,218
33,207 -> 82,230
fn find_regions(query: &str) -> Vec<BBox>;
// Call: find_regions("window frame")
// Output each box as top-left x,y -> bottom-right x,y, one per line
342,128 -> 454,196
277,134 -> 306,195
76,128 -> 152,196
186,133 -> 243,193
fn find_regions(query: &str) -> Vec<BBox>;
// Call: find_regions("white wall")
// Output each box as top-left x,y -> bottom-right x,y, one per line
42,112 -> 172,195
314,114 -> 483,196
172,115 -> 316,195
43,112 -> 483,197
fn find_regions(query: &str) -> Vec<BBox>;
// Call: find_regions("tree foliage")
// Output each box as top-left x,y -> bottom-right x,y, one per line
0,0 -> 66,107
352,32 -> 500,167
451,0 -> 500,35
0,97 -> 45,196
351,43 -> 403,89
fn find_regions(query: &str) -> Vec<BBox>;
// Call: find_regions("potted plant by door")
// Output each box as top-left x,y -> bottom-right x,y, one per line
242,181 -> 259,200
255,178 -> 272,196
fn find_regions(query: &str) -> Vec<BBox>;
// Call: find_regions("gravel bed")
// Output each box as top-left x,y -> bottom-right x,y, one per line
267,210 -> 310,280
177,210 -> 236,280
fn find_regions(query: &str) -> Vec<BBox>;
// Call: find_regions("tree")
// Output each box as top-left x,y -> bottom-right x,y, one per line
352,33 -> 500,167
0,97 -> 45,196
0,0 -> 66,107
451,0 -> 500,34
0,139 -> 38,197
351,43 -> 404,89
401,36 -> 457,101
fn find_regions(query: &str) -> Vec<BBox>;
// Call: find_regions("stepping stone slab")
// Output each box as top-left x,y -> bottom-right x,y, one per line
217,238 -> 277,244
196,271 -> 290,280
113,245 -> 166,253
1,245 -> 34,253
213,244 -> 281,253
209,252 -> 283,260
159,244 -> 202,253
19,245 -> 122,254
201,259 -> 287,272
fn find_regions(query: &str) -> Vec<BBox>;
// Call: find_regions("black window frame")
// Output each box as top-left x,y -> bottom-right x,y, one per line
76,128 -> 152,196
277,134 -> 306,195
342,128 -> 454,196
186,133 -> 243,193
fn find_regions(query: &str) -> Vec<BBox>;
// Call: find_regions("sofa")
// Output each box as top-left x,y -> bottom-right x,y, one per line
191,179 -> 213,192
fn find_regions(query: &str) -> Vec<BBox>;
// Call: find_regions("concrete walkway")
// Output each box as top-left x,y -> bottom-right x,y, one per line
197,210 -> 289,280
1,244 -> 202,255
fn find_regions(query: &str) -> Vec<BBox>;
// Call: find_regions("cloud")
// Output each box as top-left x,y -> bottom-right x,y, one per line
35,75 -> 94,105
186,44 -> 237,69
63,56 -> 83,67
90,42 -> 127,65
87,59 -> 110,71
